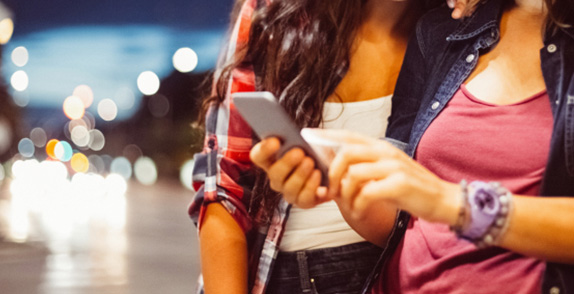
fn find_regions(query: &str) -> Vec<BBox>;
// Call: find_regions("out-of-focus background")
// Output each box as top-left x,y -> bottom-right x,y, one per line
0,0 -> 232,292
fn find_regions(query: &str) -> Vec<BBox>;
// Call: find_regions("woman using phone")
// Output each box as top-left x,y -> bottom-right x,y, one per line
252,0 -> 574,292
187,0 -> 476,293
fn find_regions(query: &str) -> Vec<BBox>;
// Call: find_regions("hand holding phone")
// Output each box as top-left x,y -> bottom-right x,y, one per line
232,91 -> 331,185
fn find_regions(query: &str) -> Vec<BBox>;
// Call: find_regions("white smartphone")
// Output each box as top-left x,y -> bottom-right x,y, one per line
232,91 -> 329,185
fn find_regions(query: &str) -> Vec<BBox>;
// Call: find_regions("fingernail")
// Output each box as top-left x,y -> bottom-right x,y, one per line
447,0 -> 455,8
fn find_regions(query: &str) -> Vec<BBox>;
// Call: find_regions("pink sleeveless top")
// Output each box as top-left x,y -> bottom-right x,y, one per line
374,85 -> 553,294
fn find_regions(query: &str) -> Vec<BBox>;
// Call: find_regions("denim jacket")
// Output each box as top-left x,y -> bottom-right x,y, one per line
364,0 -> 574,293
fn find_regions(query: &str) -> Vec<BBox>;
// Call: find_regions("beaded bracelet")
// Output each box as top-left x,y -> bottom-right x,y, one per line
450,180 -> 513,248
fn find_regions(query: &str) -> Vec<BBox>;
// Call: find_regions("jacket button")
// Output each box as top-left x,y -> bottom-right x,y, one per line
466,54 -> 475,63
550,286 -> 560,294
431,101 -> 440,110
547,44 -> 557,53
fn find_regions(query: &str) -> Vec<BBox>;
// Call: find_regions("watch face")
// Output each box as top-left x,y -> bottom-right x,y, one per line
471,187 -> 500,215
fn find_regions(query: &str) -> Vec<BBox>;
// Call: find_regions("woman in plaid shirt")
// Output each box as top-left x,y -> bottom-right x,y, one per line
190,0 -> 471,293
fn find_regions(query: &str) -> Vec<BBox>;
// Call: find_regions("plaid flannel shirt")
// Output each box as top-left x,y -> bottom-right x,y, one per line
188,0 -> 289,293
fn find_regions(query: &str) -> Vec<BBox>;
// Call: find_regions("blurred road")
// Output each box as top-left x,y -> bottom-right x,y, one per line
0,179 -> 200,294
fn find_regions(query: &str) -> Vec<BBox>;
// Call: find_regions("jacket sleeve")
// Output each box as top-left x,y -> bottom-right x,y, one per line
188,0 -> 259,233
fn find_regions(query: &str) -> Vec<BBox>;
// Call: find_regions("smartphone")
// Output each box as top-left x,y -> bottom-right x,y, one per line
232,91 -> 329,185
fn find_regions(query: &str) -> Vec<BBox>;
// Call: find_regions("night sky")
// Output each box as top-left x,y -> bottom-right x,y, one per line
3,0 -> 234,35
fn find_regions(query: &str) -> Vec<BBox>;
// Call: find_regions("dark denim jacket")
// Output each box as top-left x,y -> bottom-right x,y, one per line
364,0 -> 574,293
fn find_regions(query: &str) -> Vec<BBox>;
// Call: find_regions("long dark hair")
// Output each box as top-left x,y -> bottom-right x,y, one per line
545,0 -> 574,33
204,0 -> 366,224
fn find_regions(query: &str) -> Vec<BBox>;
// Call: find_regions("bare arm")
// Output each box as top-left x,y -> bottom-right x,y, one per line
200,203 -> 248,294
323,130 -> 574,263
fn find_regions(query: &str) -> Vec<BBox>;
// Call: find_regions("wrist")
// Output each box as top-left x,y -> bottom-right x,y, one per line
433,181 -> 464,226
450,181 -> 513,248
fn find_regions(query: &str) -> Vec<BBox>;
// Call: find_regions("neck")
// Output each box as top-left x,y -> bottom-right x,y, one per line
513,0 -> 546,15
360,0 -> 421,41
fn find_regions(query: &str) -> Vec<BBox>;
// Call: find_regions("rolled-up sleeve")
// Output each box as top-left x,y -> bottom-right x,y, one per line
188,0 -> 259,233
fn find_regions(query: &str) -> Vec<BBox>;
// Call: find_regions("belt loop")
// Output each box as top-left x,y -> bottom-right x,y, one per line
296,251 -> 313,293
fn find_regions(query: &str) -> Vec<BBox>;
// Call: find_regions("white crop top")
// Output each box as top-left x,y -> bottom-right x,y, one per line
279,95 -> 392,251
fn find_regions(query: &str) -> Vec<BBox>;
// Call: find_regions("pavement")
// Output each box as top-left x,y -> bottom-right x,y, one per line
0,178 -> 201,294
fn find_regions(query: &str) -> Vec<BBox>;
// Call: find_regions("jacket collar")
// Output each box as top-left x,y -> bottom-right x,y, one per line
446,0 -> 504,42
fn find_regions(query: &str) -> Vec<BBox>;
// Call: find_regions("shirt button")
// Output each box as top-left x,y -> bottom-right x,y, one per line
547,44 -> 557,53
397,220 -> 404,228
431,101 -> 440,110
466,54 -> 475,63
550,286 -> 560,294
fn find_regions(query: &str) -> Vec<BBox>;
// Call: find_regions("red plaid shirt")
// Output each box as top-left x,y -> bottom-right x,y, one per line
188,0 -> 290,293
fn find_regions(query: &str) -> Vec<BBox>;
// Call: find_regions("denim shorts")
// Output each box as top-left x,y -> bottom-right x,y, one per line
266,242 -> 382,294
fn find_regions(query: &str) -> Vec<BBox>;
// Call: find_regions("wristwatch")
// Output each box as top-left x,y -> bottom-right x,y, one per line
459,181 -> 512,247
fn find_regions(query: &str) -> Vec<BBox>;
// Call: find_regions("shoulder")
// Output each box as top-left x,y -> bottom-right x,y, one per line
414,5 -> 460,58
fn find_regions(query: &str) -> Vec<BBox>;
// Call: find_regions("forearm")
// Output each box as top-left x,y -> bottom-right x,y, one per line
335,199 -> 398,247
497,196 -> 574,263
199,203 -> 248,294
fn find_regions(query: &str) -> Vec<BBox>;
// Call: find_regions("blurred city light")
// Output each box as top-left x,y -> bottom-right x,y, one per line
46,139 -> 59,159
71,125 -> 90,147
134,156 -> 157,185
179,159 -> 194,190
173,47 -> 198,73
10,70 -> 29,91
88,129 -> 105,151
148,94 -> 170,118
30,127 -> 48,147
63,96 -> 85,120
0,17 -> 13,44
54,141 -> 73,162
73,84 -> 94,108
110,156 -> 132,180
11,46 -> 29,67
17,138 -> 35,158
97,98 -> 118,121
71,153 -> 89,173
114,86 -> 136,110
137,71 -> 160,96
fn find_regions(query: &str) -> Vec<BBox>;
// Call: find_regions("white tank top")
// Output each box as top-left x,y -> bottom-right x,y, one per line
279,95 -> 392,251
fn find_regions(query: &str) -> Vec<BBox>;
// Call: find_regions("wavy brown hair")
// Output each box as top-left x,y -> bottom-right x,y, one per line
203,0 -> 366,224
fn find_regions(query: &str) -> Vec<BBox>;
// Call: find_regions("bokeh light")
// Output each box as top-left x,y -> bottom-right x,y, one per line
172,47 -> 198,73
134,157 -> 157,185
0,18 -> 14,44
18,138 -> 35,158
97,98 -> 118,121
12,92 -> 30,107
46,139 -> 59,159
10,70 -> 29,92
88,154 -> 105,174
63,96 -> 85,120
148,94 -> 169,118
71,153 -> 89,173
137,71 -> 160,96
82,112 -> 96,130
114,87 -> 135,110
73,85 -> 94,108
30,127 -> 47,148
179,159 -> 195,190
88,129 -> 105,151
71,125 -> 90,147
0,118 -> 12,154
0,163 -> 5,183
122,144 -> 142,163
110,157 -> 132,180
11,46 -> 29,67
105,173 -> 128,195
54,141 -> 73,162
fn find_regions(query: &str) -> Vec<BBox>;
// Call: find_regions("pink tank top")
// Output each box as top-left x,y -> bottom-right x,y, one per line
374,85 -> 553,294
